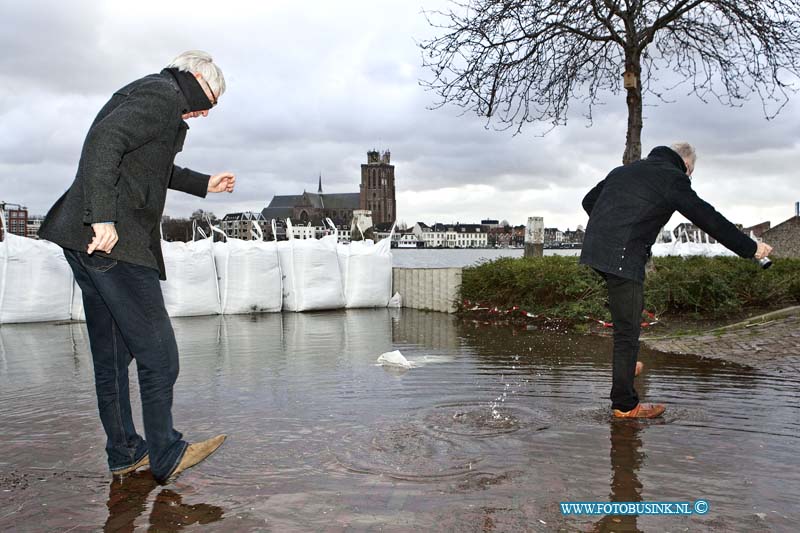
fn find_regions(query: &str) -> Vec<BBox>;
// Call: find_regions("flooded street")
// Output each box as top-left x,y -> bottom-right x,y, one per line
1,309 -> 799,532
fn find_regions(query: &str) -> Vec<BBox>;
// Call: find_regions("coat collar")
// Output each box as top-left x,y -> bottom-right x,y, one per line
160,68 -> 211,114
646,146 -> 687,173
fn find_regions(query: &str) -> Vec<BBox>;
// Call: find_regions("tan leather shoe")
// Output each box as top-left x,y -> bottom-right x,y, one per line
112,453 -> 150,476
635,361 -> 644,377
169,435 -> 227,479
613,403 -> 665,419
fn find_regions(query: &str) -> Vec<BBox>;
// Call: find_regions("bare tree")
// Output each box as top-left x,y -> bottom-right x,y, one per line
420,0 -> 800,163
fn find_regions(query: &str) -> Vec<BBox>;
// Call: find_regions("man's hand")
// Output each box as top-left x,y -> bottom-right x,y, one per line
755,241 -> 773,260
208,172 -> 235,194
88,223 -> 119,255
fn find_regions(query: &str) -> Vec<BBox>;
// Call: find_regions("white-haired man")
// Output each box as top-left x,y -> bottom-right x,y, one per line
580,143 -> 773,419
40,51 -> 232,482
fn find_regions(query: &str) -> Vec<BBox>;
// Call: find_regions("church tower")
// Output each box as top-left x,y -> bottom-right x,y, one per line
359,149 -> 396,225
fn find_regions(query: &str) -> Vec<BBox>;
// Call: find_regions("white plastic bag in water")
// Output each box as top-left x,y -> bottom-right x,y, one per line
376,350 -> 414,369
387,292 -> 402,308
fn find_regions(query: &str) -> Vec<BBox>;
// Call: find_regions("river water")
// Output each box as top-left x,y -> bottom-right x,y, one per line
391,248 -> 580,268
1,309 -> 798,531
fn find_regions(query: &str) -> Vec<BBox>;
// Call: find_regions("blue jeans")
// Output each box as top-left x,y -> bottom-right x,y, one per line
65,249 -> 188,481
602,271 -> 643,411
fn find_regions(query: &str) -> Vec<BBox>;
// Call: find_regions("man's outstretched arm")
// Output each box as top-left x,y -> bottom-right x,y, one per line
667,175 -> 761,258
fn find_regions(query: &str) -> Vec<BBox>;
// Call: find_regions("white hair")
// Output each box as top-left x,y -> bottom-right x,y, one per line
670,142 -> 696,166
167,50 -> 226,98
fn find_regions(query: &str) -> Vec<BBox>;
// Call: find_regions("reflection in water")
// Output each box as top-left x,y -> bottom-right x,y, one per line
392,308 -> 461,351
592,421 -> 645,533
103,471 -> 224,532
104,472 -> 158,532
149,488 -> 224,531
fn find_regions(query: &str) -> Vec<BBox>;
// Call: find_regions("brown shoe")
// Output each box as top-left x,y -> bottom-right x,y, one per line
635,361 -> 644,377
111,453 -> 150,476
169,435 -> 227,480
613,403 -> 665,419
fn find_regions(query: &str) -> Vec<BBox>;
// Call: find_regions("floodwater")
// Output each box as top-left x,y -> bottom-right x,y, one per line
1,309 -> 798,532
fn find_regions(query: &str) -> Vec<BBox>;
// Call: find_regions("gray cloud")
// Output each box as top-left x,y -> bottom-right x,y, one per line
1,0 -> 798,234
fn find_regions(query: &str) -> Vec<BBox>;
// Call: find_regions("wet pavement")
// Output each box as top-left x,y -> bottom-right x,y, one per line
1,309 -> 799,532
644,308 -> 800,374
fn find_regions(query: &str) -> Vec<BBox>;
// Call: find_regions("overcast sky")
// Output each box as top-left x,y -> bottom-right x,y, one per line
1,0 -> 798,232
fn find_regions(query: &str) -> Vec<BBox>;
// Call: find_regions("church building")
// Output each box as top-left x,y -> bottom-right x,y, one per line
261,150 -> 396,228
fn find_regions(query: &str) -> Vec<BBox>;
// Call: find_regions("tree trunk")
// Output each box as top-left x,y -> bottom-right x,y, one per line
622,52 -> 643,165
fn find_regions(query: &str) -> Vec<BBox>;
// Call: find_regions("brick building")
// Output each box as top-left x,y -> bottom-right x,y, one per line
744,221 -> 772,240
762,216 -> 800,258
0,202 -> 28,240
360,150 -> 396,226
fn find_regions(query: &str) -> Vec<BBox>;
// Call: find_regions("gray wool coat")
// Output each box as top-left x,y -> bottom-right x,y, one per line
39,71 -> 210,280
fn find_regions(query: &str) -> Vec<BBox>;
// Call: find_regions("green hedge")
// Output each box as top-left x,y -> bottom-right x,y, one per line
459,255 -> 800,321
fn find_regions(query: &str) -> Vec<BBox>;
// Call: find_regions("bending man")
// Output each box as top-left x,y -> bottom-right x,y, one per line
580,143 -> 772,419
40,51 -> 233,481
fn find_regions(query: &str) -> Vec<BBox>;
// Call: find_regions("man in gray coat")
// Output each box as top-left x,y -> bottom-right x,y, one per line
39,51 -> 232,482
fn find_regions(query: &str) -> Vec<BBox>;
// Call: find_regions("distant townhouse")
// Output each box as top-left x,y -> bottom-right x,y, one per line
449,223 -> 488,248
0,202 -> 27,240
412,222 -> 488,248
562,227 -> 585,245
544,227 -> 564,246
220,211 -> 269,240
413,222 -> 445,248
487,226 -> 512,247
26,215 -> 44,239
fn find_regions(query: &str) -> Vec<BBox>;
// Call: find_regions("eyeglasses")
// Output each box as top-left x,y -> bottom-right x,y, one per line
197,76 -> 218,107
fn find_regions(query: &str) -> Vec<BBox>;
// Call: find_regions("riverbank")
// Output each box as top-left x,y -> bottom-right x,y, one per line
642,306 -> 800,372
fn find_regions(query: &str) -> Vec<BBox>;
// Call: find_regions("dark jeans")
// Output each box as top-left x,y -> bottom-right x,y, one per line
65,249 -> 188,481
602,271 -> 644,411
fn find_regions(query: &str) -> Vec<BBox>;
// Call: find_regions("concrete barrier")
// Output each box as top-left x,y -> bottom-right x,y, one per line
392,267 -> 462,313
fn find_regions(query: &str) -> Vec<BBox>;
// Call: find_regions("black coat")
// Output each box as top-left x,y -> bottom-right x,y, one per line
39,72 -> 209,280
579,146 -> 757,282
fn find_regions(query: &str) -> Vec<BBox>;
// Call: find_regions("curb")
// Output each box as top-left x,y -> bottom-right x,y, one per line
642,305 -> 800,341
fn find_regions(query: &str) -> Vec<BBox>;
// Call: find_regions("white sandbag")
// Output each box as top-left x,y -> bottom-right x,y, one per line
336,219 -> 394,308
278,219 -> 345,312
0,210 -> 74,323
211,222 -> 282,314
160,233 -> 221,317
71,281 -> 86,322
